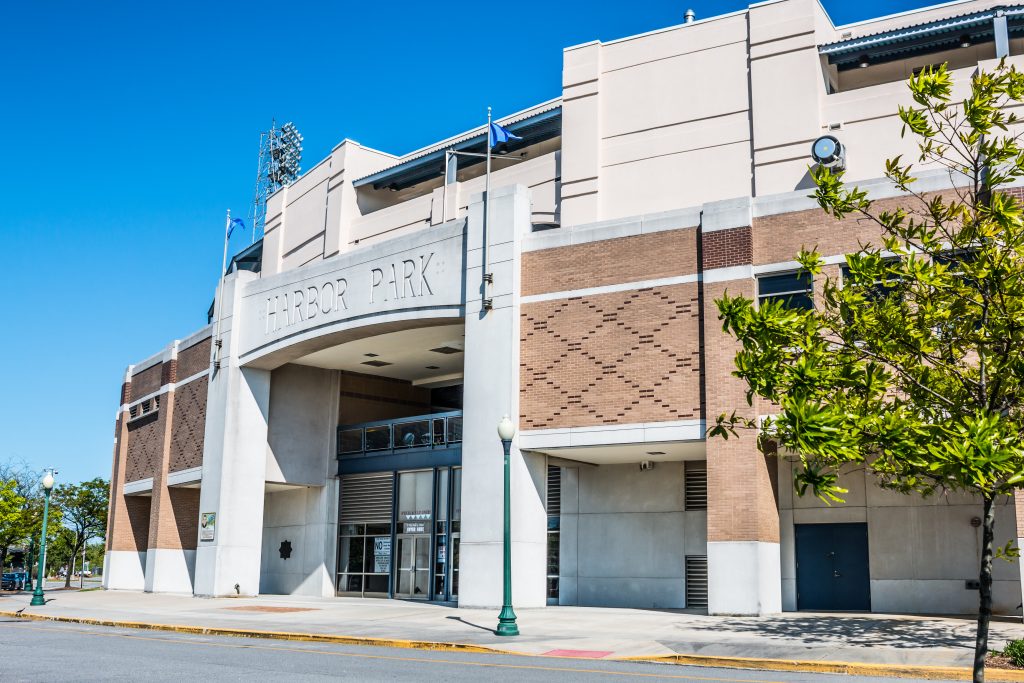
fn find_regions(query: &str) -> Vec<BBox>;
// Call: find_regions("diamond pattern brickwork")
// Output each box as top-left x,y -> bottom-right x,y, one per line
169,376 -> 208,473
520,283 -> 702,429
125,411 -> 162,482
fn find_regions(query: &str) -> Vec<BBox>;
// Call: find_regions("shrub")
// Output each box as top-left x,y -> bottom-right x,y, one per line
1002,639 -> 1024,667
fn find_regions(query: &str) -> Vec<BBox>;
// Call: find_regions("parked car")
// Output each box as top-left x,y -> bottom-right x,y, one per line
1,572 -> 29,590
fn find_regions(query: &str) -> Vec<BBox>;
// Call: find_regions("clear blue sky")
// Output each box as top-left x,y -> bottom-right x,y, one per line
0,0 -> 938,484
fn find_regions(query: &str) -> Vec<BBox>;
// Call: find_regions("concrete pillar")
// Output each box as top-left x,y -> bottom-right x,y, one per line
194,270 -> 272,597
104,368 -> 148,590
459,184 -> 548,609
701,224 -> 781,615
560,41 -> 602,226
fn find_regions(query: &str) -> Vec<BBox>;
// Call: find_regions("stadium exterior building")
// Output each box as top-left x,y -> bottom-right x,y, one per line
105,0 -> 1024,615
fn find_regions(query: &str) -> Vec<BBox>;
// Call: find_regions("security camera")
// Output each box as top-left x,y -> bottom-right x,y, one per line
811,135 -> 846,171
640,461 -> 655,472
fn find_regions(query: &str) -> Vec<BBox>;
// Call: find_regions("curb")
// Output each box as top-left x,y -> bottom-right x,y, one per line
0,610 -> 516,656
3,609 -> 1022,681
622,653 -> 1024,681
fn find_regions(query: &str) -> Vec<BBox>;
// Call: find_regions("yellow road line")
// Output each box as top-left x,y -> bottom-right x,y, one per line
3,609 -> 1020,682
3,621 -> 784,683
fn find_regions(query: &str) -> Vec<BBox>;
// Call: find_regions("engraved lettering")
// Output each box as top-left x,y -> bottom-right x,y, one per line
419,252 -> 434,296
293,289 -> 305,322
306,286 -> 318,320
265,297 -> 275,334
336,278 -> 348,310
321,281 -> 335,315
402,259 -> 416,298
370,268 -> 384,303
388,264 -> 399,301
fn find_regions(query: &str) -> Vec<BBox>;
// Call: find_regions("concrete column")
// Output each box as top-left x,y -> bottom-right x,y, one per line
459,184 -> 548,609
560,41 -> 602,226
702,271 -> 782,615
104,368 -> 148,590
194,271 -> 272,597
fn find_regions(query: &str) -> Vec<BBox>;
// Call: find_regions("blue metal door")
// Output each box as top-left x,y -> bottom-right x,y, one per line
795,523 -> 870,611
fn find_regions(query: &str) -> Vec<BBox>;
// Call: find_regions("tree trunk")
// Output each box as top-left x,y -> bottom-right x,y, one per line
0,546 -> 7,574
64,539 -> 81,589
974,495 -> 996,683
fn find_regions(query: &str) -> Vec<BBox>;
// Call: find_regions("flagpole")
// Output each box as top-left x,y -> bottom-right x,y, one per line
442,150 -> 450,224
213,209 -> 231,372
483,106 -> 492,312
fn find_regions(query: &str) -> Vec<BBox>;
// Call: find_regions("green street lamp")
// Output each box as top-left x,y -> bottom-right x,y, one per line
495,415 -> 519,637
30,469 -> 56,607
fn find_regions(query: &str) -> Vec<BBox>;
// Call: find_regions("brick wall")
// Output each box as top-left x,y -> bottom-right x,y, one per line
110,495 -> 151,552
131,363 -> 162,398
522,228 -> 697,296
177,338 -> 211,379
169,376 -> 208,473
520,283 -> 701,429
703,226 -> 752,270
702,278 -> 779,543
125,411 -> 163,482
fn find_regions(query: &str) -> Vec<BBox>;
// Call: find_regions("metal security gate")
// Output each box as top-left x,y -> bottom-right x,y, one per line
795,523 -> 871,611
338,474 -> 395,597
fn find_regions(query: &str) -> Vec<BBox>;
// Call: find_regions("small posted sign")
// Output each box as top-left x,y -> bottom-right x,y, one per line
200,512 -> 216,541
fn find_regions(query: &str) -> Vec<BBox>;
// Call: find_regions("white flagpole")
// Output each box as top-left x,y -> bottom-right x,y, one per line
213,209 -> 231,372
483,106 -> 492,311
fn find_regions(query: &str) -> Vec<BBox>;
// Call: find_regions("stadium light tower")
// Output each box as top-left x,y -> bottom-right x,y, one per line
250,120 -> 304,244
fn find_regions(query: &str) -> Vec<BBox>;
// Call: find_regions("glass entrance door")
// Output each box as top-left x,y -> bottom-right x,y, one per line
395,535 -> 430,598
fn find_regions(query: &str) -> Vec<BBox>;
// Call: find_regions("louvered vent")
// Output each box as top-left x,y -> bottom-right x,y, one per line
340,474 -> 394,523
684,461 -> 707,511
547,465 -> 561,514
685,555 -> 709,610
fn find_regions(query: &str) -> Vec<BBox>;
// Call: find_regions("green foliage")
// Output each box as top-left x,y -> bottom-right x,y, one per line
1002,639 -> 1024,666
52,477 -> 108,587
712,59 -> 1024,681
0,479 -> 26,538
714,60 -> 1024,507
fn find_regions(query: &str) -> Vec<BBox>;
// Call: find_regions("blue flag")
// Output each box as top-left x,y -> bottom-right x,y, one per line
489,122 -> 522,147
227,217 -> 245,238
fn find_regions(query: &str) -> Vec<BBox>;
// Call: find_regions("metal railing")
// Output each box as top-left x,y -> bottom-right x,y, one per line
338,411 -> 462,456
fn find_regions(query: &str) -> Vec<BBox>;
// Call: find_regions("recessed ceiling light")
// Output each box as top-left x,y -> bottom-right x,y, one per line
646,451 -> 666,456
361,360 -> 392,367
364,353 -> 379,357
425,365 -> 440,370
430,346 -> 463,355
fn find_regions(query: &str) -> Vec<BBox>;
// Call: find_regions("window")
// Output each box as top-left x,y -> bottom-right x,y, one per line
757,271 -> 813,310
127,395 -> 160,422
841,262 -> 901,302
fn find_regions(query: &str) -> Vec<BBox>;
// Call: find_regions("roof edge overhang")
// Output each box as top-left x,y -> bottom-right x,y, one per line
353,102 -> 562,192
821,5 -> 1024,70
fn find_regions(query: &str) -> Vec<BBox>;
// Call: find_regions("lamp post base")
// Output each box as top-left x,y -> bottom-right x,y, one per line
30,591 -> 45,607
496,605 -> 519,636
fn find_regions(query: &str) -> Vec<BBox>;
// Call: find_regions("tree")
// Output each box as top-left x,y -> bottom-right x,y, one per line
0,460 -> 41,573
0,478 -> 26,571
711,61 -> 1024,683
52,478 -> 108,589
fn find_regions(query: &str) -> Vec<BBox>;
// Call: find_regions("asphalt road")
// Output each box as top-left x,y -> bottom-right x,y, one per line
0,618 -> 963,682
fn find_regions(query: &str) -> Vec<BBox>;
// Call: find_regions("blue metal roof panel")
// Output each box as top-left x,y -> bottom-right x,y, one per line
820,5 -> 1024,58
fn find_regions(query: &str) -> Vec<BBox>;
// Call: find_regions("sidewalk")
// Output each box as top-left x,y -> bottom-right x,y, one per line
3,589 -> 1024,675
